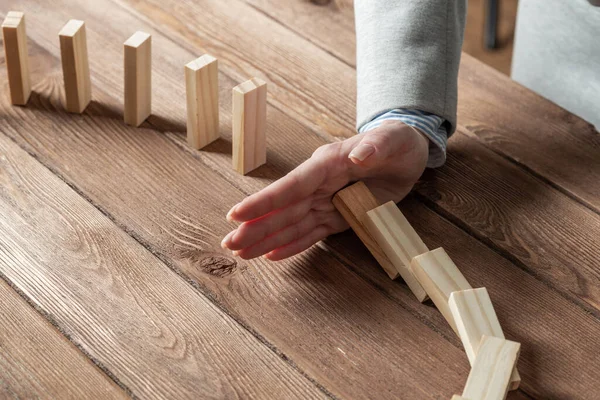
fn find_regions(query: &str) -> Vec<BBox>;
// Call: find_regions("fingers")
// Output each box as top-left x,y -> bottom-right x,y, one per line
234,211 -> 320,259
227,159 -> 325,223
222,197 -> 313,250
265,225 -> 331,261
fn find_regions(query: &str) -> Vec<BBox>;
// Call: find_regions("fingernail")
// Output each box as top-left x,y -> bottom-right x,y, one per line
226,204 -> 238,222
221,230 -> 235,249
232,250 -> 240,257
349,144 -> 375,162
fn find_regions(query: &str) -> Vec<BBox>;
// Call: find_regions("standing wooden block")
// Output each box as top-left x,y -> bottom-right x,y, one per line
185,54 -> 219,148
449,288 -> 521,390
124,31 -> 151,127
461,336 -> 520,400
59,20 -> 91,113
363,200 -> 428,301
410,247 -> 472,334
232,78 -> 266,174
332,182 -> 398,279
2,12 -> 31,105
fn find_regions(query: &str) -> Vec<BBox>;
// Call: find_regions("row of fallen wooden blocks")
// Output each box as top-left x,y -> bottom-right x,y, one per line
2,12 -> 265,175
333,182 -> 521,400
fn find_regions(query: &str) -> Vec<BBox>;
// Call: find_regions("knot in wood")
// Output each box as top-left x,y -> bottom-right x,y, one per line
310,0 -> 331,5
198,255 -> 238,278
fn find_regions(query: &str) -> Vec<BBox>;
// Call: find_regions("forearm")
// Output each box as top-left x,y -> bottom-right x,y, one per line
354,0 -> 467,136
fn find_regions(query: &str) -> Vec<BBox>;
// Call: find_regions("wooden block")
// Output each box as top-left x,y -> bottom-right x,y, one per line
124,31 -> 151,126
363,201 -> 428,301
410,247 -> 472,334
2,12 -> 31,105
332,182 -> 399,279
449,288 -> 521,390
185,54 -> 219,148
232,77 -> 266,174
461,336 -> 520,400
59,20 -> 91,113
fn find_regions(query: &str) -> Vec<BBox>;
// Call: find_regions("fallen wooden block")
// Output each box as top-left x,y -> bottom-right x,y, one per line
410,247 -> 472,333
449,288 -> 521,390
59,20 -> 91,113
2,11 -> 31,105
124,31 -> 151,127
460,335 -> 520,400
332,182 -> 398,279
363,200 -> 428,301
185,54 -> 219,149
232,77 -> 266,174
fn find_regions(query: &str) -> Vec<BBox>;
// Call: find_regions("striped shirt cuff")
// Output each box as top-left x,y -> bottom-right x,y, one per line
358,108 -> 448,168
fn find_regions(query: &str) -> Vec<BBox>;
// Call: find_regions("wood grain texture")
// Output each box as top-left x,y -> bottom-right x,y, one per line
243,0 -> 600,214
449,288 -> 521,390
110,0 -> 600,315
0,132 -> 325,399
1,1 -> 600,398
363,200 -> 428,300
185,54 -> 219,149
0,27 -> 477,399
124,31 -> 151,126
410,247 -> 472,335
232,77 -> 267,174
2,11 -> 31,105
59,19 -> 91,113
0,279 -> 129,399
332,182 -> 398,279
461,336 -> 520,400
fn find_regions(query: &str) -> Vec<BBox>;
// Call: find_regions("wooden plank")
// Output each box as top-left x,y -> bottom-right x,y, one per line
0,34 -> 473,398
111,0 -> 354,139
456,56 -> 600,212
461,336 -> 520,400
241,0 -> 600,213
363,200 -> 428,300
185,54 -> 219,149
3,2 -> 600,398
220,0 -> 600,313
232,77 -> 267,174
0,279 -> 129,399
124,31 -> 151,126
59,19 -> 91,113
449,288 -> 521,390
410,247 -> 472,334
325,195 -> 600,399
332,182 -> 398,279
0,131 -> 324,399
1,11 -> 31,105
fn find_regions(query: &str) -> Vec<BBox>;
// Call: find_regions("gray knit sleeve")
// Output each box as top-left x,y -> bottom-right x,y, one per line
354,0 -> 467,135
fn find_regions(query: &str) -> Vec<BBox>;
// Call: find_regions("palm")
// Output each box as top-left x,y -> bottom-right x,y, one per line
222,121 -> 429,260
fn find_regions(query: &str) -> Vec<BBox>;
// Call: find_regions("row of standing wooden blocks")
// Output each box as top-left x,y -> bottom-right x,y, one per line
2,13 -> 266,175
332,182 -> 521,400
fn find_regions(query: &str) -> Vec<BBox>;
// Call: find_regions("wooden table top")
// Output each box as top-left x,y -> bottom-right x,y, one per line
1,1 -> 599,399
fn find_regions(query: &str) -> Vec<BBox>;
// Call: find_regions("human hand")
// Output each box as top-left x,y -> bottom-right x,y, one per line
221,120 -> 430,260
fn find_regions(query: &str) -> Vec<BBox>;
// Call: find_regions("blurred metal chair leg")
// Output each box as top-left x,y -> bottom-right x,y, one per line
484,0 -> 499,49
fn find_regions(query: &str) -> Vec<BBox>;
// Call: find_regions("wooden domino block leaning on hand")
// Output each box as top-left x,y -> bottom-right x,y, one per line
457,335 -> 520,400
363,200 -> 428,301
232,77 -> 266,174
410,247 -> 472,334
185,54 -> 219,149
449,288 -> 521,390
59,20 -> 91,113
124,31 -> 151,127
332,182 -> 399,280
2,11 -> 31,105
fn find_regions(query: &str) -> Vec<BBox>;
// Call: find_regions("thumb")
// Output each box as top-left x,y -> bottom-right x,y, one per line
348,122 -> 423,168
